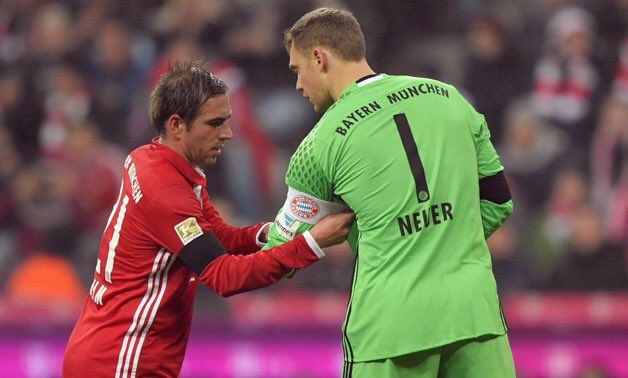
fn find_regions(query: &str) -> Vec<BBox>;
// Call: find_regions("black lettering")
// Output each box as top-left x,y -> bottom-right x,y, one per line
441,87 -> 449,98
388,93 -> 401,103
426,84 -> 436,94
336,127 -> 347,135
398,215 -> 413,236
355,108 -> 365,118
399,89 -> 410,100
361,106 -> 372,116
442,203 -> 453,221
418,84 -> 428,94
346,113 -> 358,123
412,212 -> 422,231
435,86 -> 442,96
422,209 -> 431,228
408,86 -> 419,97
431,205 -> 441,224
369,101 -> 381,111
342,120 -> 353,128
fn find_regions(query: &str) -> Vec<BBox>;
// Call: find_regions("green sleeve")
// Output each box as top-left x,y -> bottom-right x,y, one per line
263,129 -> 358,253
480,199 -> 513,239
262,208 -> 314,250
476,135 -> 513,238
456,89 -> 513,238
262,131 -> 331,251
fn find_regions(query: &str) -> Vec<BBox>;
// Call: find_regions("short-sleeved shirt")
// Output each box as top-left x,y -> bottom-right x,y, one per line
274,74 -> 508,362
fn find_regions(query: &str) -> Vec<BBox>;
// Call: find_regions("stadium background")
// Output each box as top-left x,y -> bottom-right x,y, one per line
0,0 -> 626,377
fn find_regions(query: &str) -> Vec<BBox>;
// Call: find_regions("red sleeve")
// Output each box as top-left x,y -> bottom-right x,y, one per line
199,235 -> 318,297
202,189 -> 264,255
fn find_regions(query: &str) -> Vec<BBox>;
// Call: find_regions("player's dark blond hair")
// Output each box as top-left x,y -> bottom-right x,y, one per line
284,8 -> 366,61
149,60 -> 227,135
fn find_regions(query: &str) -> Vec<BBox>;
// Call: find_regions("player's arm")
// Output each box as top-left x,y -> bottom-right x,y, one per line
146,184 -> 353,297
202,197 -> 269,255
473,114 -> 513,239
263,187 -> 349,250
178,212 -> 353,297
455,88 -> 513,238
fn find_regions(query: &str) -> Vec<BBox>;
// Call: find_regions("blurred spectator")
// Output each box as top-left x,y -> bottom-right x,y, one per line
61,121 -> 124,232
613,36 -> 628,102
223,0 -> 315,88
531,6 -> 611,154
591,96 -> 628,241
39,65 -> 90,161
463,16 -> 526,143
0,128 -> 21,285
544,205 -> 626,290
28,2 -> 76,64
499,97 -> 567,206
88,20 -> 146,147
10,163 -> 75,258
487,222 -> 527,295
0,70 -> 44,161
528,169 -> 588,285
606,164 -> 627,245
151,0 -> 231,49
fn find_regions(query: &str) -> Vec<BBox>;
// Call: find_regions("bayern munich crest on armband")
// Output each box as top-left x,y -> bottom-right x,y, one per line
290,195 -> 320,219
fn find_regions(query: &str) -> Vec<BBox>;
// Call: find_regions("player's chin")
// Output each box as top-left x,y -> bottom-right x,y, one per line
314,99 -> 333,113
203,156 -> 218,165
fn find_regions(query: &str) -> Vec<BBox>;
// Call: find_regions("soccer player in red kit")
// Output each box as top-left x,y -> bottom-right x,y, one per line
62,61 -> 354,378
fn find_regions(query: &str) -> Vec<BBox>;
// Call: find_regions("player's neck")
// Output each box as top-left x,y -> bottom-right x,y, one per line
158,136 -> 193,166
329,60 -> 375,101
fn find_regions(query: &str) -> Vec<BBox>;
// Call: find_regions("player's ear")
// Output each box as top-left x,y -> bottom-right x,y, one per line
312,49 -> 329,73
165,114 -> 186,139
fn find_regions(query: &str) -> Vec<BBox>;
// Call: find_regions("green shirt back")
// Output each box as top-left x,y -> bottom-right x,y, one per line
284,74 -> 507,362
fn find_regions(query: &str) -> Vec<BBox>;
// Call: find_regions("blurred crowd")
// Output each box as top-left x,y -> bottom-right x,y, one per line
0,0 -> 625,314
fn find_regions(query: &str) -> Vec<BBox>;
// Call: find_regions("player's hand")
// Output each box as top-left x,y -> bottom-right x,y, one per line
309,211 -> 355,248
259,223 -> 271,243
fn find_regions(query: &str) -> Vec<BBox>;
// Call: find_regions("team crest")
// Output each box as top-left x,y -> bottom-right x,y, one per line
174,217 -> 203,245
290,195 -> 320,219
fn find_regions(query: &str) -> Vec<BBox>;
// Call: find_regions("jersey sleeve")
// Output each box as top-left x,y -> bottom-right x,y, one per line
455,88 -> 513,238
143,185 -> 213,254
285,132 -> 335,200
201,189 -> 264,255
264,131 -> 346,251
201,234 -> 320,297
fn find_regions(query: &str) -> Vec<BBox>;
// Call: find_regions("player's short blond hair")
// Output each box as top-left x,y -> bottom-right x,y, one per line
284,8 -> 366,61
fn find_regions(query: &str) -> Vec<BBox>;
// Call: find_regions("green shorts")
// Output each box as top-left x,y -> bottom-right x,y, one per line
344,333 -> 515,378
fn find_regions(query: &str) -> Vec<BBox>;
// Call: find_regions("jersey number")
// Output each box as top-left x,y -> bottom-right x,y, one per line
393,113 -> 430,203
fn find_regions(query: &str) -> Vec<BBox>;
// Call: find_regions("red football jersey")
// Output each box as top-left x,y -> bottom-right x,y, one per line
63,139 -> 319,377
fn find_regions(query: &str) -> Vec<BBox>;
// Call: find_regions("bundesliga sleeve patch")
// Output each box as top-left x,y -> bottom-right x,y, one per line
283,187 -> 349,225
174,217 -> 203,245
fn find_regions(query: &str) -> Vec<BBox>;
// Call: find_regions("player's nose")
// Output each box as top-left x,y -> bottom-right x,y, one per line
220,123 -> 233,140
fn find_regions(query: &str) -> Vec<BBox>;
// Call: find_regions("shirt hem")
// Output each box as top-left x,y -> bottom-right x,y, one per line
345,329 -> 507,363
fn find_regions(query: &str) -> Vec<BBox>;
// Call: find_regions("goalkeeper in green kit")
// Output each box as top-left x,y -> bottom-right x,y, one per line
263,7 -> 516,377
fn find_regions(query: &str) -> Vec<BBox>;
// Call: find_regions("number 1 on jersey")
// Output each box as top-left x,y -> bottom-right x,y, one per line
393,113 -> 430,203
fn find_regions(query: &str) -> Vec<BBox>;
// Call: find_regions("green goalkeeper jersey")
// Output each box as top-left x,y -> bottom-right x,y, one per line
265,74 -> 512,362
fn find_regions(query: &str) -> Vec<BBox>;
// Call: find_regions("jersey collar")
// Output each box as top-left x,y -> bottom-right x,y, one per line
337,73 -> 386,101
150,137 -> 207,187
